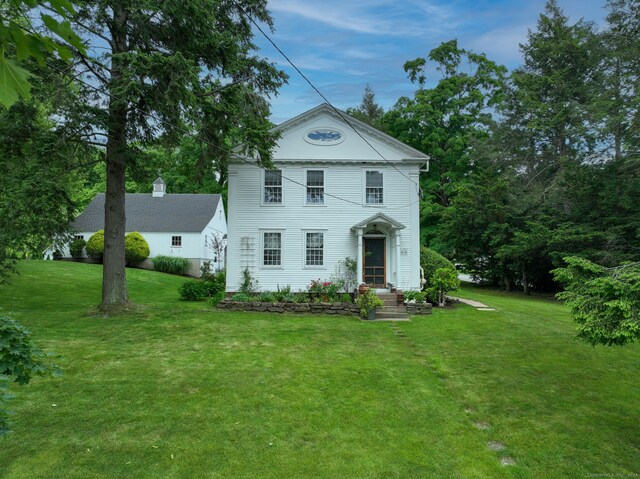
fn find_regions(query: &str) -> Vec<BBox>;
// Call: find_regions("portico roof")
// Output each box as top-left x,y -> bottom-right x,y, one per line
350,212 -> 406,231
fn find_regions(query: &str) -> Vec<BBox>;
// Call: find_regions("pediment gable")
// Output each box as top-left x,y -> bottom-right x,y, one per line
269,104 -> 428,163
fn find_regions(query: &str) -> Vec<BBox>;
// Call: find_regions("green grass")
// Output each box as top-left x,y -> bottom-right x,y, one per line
0,262 -> 638,478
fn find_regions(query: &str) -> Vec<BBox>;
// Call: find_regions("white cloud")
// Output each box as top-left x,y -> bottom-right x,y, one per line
268,0 -> 458,37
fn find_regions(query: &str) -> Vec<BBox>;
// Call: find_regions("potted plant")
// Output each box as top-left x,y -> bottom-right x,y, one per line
357,289 -> 384,320
358,282 -> 370,295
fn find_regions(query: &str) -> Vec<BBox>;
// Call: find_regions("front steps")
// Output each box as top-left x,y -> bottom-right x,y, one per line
372,292 -> 409,321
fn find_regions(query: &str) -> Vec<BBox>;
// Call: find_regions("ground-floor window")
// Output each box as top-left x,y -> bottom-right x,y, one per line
263,232 -> 282,266
305,231 -> 324,266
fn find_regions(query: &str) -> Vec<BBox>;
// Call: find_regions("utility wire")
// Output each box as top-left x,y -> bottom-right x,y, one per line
31,21 -> 420,209
231,0 -> 422,192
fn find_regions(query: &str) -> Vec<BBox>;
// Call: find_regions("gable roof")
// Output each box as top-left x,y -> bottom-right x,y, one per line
351,212 -> 406,231
72,193 -> 221,233
273,103 -> 429,161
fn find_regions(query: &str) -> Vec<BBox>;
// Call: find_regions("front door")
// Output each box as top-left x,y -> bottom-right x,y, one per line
364,237 -> 385,287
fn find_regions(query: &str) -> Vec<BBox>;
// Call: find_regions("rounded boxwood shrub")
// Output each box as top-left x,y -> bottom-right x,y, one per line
420,246 -> 455,287
69,238 -> 86,260
85,230 -> 105,261
125,231 -> 150,265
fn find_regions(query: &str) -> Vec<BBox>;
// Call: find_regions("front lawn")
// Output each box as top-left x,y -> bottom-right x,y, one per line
0,262 -> 638,478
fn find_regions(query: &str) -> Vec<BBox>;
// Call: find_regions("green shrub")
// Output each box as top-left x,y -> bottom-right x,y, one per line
294,293 -> 309,303
1,315 -> 61,434
69,238 -> 86,260
231,292 -> 253,302
273,285 -> 292,302
420,246 -> 455,287
152,256 -> 190,275
340,293 -> 352,303
179,280 -> 208,301
85,230 -> 105,261
203,271 -> 225,297
257,291 -> 275,302
427,268 -> 461,307
404,290 -> 427,302
125,231 -> 150,265
207,290 -> 226,307
239,267 -> 257,294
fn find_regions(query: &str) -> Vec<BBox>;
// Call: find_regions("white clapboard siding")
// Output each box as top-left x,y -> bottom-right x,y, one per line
226,104 -> 426,293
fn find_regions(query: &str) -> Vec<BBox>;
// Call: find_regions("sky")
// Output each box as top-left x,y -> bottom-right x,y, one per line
253,0 -> 609,124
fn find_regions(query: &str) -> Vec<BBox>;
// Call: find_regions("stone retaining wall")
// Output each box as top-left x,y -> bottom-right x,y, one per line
404,303 -> 433,315
217,300 -> 361,315
218,300 -> 433,316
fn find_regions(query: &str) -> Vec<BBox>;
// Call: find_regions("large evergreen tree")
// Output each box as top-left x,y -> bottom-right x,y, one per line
63,0 -> 286,311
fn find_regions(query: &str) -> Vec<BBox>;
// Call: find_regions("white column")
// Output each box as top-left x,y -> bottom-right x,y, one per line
395,230 -> 401,289
356,228 -> 363,286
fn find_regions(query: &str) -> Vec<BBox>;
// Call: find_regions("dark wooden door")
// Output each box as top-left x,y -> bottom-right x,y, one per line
364,238 -> 385,287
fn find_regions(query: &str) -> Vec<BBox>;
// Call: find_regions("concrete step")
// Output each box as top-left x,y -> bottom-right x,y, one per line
377,293 -> 397,300
382,305 -> 406,312
375,311 -> 409,320
383,299 -> 399,306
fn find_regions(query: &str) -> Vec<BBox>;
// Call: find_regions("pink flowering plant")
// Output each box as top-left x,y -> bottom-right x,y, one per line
307,278 -> 344,303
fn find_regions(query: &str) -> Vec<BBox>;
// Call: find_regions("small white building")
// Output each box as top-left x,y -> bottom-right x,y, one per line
59,178 -> 226,276
225,103 -> 429,292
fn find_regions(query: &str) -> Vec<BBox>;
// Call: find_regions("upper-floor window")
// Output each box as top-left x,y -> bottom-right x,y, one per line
366,171 -> 383,204
263,231 -> 282,266
172,235 -> 182,247
305,232 -> 324,266
306,170 -> 324,205
74,235 -> 84,241
264,170 -> 282,204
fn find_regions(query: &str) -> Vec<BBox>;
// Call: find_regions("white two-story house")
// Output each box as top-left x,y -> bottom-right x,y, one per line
225,103 -> 429,293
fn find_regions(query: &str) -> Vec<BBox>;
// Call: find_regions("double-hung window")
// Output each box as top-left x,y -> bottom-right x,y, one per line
263,232 -> 282,267
306,170 -> 324,205
365,170 -> 383,205
264,170 -> 283,204
305,232 -> 324,267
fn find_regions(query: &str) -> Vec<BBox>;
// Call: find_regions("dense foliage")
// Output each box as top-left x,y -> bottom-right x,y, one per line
420,247 -> 455,287
124,232 -> 149,265
553,257 -> 640,346
85,230 -> 104,261
69,238 -> 86,260
0,315 -> 60,434
375,0 -> 640,295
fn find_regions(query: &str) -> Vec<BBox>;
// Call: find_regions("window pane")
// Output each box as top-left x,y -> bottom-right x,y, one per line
264,187 -> 282,203
265,170 -> 282,186
307,170 -> 323,186
264,232 -> 281,249
263,232 -> 281,266
366,171 -> 383,187
305,232 -> 323,266
306,188 -> 324,204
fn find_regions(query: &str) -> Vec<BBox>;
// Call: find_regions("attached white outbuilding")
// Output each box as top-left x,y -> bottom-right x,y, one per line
54,178 -> 227,276
225,103 -> 429,293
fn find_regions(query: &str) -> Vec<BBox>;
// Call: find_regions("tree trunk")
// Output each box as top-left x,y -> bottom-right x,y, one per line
522,267 -> 529,296
100,3 -> 129,311
504,274 -> 511,292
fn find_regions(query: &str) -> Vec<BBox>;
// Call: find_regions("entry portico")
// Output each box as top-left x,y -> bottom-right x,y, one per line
352,212 -> 406,289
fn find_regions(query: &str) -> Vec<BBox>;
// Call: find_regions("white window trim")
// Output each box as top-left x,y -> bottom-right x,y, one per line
261,168 -> 285,207
260,229 -> 284,269
303,168 -> 327,207
171,235 -> 182,248
302,229 -> 327,269
362,168 -> 386,207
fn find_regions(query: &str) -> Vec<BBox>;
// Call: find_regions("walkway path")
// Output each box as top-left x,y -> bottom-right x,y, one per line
448,296 -> 496,311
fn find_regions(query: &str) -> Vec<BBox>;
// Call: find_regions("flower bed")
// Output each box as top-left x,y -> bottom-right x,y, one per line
217,300 -> 360,315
